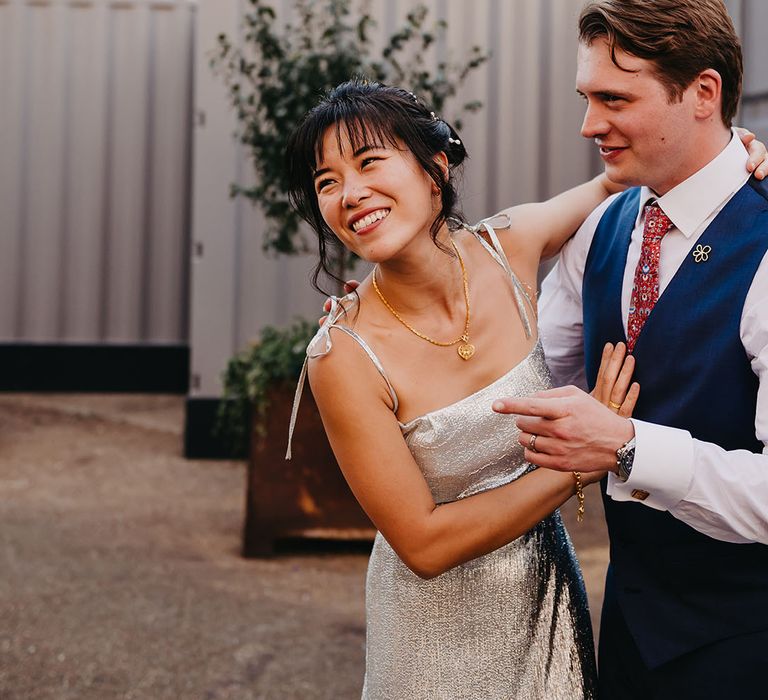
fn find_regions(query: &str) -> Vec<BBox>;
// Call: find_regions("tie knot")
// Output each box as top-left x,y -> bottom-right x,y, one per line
643,203 -> 673,241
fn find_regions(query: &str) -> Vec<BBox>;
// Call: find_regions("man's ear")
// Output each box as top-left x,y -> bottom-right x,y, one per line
694,68 -> 723,121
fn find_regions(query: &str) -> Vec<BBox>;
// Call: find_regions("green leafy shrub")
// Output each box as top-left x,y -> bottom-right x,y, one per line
217,319 -> 316,454
211,0 -> 489,279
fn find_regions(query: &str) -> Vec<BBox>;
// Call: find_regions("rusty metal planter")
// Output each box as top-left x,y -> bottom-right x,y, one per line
242,385 -> 375,556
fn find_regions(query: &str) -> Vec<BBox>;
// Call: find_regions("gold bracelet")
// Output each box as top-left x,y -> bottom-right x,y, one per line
573,471 -> 585,523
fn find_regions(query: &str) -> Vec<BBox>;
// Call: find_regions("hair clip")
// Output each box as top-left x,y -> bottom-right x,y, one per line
448,137 -> 461,145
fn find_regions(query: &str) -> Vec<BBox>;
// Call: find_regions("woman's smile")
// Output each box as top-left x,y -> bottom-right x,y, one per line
350,207 -> 391,234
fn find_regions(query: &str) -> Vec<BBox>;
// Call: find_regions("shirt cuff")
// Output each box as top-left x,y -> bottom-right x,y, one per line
607,419 -> 694,510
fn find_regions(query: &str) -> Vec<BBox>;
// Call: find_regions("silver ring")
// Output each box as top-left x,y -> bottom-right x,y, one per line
528,434 -> 538,453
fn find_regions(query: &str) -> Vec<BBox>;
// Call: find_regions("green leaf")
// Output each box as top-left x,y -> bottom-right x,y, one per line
210,0 -> 490,263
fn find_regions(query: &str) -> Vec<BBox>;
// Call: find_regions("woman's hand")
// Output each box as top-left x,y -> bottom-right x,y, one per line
578,343 -> 638,486
736,127 -> 768,180
591,341 -> 639,418
577,342 -> 638,487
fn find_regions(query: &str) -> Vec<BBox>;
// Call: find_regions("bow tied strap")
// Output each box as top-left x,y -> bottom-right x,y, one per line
285,294 -> 358,460
455,214 -> 534,339
454,212 -> 512,236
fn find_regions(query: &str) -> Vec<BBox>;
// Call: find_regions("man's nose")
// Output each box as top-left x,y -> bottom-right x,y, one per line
580,103 -> 609,139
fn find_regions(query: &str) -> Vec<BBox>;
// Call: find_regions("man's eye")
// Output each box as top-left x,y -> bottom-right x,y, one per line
603,94 -> 623,103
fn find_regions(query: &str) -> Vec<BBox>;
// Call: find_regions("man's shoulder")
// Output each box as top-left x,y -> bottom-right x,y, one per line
574,188 -> 639,243
585,190 -> 627,227
554,191 -> 625,269
602,186 -> 642,213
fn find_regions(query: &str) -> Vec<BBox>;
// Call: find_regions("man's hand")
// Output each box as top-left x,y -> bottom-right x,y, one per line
492,386 -> 635,474
319,280 -> 360,326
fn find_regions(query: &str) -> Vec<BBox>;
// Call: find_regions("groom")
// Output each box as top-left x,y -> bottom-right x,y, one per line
493,1 -> 768,697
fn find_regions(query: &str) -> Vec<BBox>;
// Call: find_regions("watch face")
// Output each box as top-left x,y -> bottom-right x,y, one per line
618,447 -> 635,482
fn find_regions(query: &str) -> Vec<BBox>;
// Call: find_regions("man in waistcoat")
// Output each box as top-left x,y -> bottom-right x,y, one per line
493,1 -> 768,697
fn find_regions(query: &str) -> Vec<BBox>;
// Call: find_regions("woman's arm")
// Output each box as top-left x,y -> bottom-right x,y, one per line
496,173 -> 623,262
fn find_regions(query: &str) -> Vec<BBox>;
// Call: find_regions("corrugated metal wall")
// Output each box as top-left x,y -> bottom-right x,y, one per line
0,0 -> 195,344
2,0 -> 762,394
189,0 -> 596,397
736,1 -> 768,144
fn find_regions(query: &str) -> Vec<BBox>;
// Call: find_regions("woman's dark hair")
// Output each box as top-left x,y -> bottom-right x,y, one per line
285,78 -> 468,293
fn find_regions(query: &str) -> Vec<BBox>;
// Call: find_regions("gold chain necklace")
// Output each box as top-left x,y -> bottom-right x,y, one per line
371,240 -> 475,360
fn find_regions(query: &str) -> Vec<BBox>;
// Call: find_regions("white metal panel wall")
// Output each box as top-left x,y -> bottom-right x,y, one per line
739,1 -> 768,144
0,0 -> 194,344
190,0 -> 596,397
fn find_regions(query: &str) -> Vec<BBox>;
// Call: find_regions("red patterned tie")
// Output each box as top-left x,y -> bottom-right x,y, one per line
626,203 -> 673,352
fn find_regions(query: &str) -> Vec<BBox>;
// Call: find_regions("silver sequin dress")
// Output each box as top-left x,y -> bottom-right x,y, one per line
364,341 -> 596,699
287,222 -> 597,700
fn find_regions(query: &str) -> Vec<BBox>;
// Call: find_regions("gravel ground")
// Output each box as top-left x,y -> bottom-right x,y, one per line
0,394 -> 608,699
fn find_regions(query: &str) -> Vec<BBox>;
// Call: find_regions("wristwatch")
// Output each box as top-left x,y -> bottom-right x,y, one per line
616,436 -> 636,482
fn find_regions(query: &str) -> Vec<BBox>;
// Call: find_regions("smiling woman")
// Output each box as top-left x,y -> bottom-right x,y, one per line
286,81 -> 467,292
283,79 -> 622,699
281,78 -> 767,699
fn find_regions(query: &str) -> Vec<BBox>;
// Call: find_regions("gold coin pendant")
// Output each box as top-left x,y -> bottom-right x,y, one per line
457,343 -> 475,360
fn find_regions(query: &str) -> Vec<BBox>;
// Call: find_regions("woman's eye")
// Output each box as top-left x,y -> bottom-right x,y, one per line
316,179 -> 334,192
361,156 -> 380,168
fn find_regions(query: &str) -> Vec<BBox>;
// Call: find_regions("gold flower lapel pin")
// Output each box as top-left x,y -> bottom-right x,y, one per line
692,244 -> 712,263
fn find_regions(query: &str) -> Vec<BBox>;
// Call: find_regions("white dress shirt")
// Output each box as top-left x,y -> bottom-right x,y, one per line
539,132 -> 768,545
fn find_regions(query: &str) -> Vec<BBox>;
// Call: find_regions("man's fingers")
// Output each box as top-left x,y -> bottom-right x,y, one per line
518,416 -> 566,441
530,385 -> 582,399
320,296 -> 332,325
343,280 -> 361,294
492,396 -> 569,419
518,431 -> 567,455
522,448 -> 574,471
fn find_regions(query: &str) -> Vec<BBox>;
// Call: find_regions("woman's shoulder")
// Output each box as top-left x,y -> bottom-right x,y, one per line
307,292 -> 396,410
456,213 -> 541,279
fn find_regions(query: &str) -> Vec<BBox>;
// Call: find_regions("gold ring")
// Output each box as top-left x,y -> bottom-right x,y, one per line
608,400 -> 622,410
528,434 -> 538,453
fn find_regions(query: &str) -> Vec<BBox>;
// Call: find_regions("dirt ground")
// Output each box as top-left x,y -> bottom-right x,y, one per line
0,394 -> 608,699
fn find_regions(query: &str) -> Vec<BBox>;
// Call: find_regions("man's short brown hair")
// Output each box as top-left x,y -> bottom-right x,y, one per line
579,0 -> 743,126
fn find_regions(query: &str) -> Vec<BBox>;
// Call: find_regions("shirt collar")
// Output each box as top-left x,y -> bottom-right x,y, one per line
635,129 -> 751,238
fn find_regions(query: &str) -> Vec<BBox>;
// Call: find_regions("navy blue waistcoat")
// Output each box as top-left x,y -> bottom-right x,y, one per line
582,178 -> 768,668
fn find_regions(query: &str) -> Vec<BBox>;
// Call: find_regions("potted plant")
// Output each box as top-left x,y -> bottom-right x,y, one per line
219,319 -> 367,555
212,0 -> 489,555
